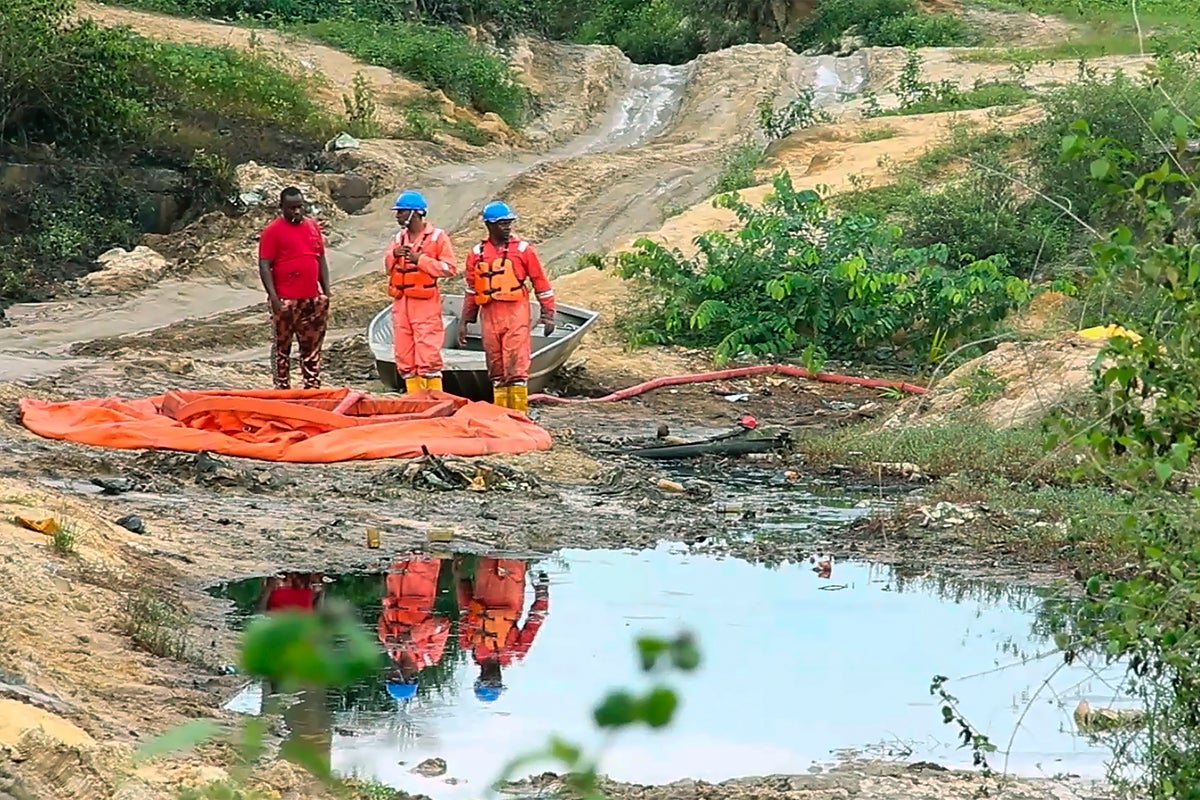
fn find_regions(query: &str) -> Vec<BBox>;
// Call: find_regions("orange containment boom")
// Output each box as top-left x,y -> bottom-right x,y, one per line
18,388 -> 552,463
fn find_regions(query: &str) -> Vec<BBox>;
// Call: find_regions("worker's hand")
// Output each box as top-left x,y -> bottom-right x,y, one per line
268,295 -> 283,315
395,245 -> 413,261
456,326 -> 468,348
540,315 -> 555,337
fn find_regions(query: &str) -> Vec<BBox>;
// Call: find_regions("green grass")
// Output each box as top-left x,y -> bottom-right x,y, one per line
120,588 -> 192,660
713,143 -> 766,194
884,81 -> 1033,117
965,0 -> 1200,62
800,418 -> 1072,482
297,19 -> 527,126
859,125 -> 899,142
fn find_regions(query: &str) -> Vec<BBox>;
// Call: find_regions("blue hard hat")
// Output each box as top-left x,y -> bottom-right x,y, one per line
474,684 -> 503,703
385,680 -> 419,701
482,201 -> 517,223
393,190 -> 428,212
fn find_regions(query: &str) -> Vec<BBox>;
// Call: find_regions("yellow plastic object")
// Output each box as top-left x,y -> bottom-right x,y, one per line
366,527 -> 381,549
1078,324 -> 1143,344
14,515 -> 61,535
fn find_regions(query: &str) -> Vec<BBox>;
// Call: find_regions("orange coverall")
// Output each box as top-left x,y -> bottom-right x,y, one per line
461,238 -> 556,393
377,557 -> 451,673
457,558 -> 549,667
385,225 -> 458,384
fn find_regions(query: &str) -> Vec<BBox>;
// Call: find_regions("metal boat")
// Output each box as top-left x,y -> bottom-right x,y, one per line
367,294 -> 600,400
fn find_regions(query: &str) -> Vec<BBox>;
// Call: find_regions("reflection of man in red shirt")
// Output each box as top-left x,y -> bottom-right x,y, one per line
454,557 -> 549,704
257,186 -> 332,390
259,572 -> 324,613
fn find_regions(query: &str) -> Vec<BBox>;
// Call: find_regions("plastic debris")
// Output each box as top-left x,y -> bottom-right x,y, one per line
14,515 -> 60,535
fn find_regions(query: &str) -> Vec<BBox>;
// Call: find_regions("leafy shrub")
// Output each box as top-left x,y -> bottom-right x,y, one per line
896,160 -> 1074,281
614,172 -> 1032,366
790,0 -> 978,54
573,0 -> 701,64
301,19 -> 528,124
713,143 -> 765,193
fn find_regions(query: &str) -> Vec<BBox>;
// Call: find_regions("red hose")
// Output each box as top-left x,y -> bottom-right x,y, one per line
528,365 -> 927,405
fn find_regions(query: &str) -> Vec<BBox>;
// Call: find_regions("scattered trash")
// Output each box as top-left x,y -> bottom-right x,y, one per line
428,528 -> 455,544
916,502 -> 982,528
656,478 -> 686,494
14,514 -> 60,536
724,393 -> 750,402
116,514 -> 146,535
412,757 -> 448,777
1074,699 -> 1145,733
870,461 -> 925,480
325,132 -> 361,151
366,528 -> 381,549
379,449 -> 539,493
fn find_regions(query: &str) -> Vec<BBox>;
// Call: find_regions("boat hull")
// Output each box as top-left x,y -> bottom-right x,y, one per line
368,295 -> 600,400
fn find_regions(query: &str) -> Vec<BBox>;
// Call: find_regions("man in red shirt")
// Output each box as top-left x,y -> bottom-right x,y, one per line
257,187 -> 332,390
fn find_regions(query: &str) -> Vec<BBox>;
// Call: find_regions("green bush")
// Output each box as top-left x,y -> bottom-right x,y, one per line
0,0 -> 333,302
301,19 -> 527,124
573,0 -> 702,64
790,0 -> 978,54
614,171 -> 1032,366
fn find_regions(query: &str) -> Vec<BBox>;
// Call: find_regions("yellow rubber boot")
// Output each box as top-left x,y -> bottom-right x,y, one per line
492,385 -> 510,408
404,376 -> 423,394
508,384 -> 529,415
425,375 -> 443,392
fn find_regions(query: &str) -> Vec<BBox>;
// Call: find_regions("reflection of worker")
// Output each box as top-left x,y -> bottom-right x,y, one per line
257,186 -> 331,390
457,201 -> 555,415
377,555 -> 451,703
385,190 -> 458,395
454,556 -> 549,703
258,572 -> 326,613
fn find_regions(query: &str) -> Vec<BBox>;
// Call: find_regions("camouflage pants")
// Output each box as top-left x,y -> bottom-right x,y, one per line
271,296 -> 330,389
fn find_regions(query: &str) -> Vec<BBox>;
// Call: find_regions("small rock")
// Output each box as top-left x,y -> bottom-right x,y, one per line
412,757 -> 447,777
91,476 -> 134,495
116,514 -> 146,534
324,132 -> 360,151
656,478 -> 686,494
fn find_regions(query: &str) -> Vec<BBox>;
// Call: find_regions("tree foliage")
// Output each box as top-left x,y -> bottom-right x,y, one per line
615,172 -> 1032,367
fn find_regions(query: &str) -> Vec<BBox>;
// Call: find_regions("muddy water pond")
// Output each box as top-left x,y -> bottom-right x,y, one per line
211,542 -> 1125,798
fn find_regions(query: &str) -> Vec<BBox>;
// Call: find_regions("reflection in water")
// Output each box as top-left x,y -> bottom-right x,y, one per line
454,556 -> 550,704
213,546 -> 1126,800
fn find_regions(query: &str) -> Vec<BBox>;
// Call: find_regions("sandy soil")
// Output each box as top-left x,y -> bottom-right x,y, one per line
0,9 -> 1152,799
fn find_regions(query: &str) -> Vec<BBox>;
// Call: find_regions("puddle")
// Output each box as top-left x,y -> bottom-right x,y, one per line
211,546 -> 1127,798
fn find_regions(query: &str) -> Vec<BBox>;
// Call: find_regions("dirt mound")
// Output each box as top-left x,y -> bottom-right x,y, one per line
883,332 -> 1104,429
77,246 -> 170,296
141,162 -> 347,286
514,38 -> 630,147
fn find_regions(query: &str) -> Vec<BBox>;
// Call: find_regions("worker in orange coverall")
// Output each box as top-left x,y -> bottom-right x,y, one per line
386,190 -> 458,394
377,554 -> 451,703
454,555 -> 550,704
456,201 -> 555,414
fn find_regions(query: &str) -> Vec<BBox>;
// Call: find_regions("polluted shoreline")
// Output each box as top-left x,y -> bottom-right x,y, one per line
195,471 -> 1131,799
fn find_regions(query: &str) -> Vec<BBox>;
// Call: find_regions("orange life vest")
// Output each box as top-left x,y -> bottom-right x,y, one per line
472,239 -> 529,304
386,227 -> 445,300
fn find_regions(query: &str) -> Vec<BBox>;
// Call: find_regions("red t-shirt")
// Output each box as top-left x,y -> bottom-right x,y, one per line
266,586 -> 316,611
258,216 -> 325,299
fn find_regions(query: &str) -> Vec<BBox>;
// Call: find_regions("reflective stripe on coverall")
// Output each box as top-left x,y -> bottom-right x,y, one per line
385,226 -> 458,378
456,557 -> 549,666
461,239 -> 555,385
